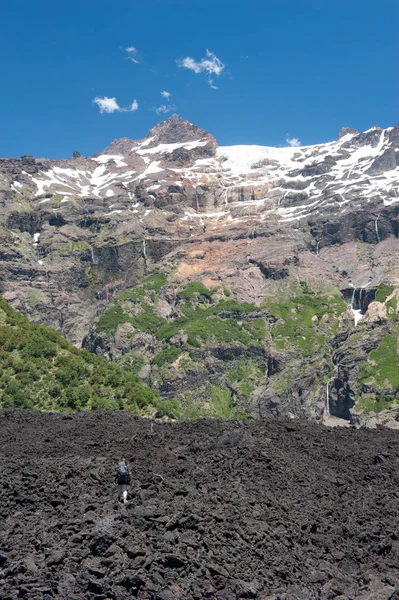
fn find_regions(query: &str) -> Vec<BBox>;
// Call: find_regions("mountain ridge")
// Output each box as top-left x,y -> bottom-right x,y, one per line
0,116 -> 399,424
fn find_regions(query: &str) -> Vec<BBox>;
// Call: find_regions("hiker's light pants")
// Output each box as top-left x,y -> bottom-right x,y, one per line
118,484 -> 128,502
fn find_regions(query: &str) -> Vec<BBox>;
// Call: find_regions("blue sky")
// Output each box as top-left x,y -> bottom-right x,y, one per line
0,0 -> 398,158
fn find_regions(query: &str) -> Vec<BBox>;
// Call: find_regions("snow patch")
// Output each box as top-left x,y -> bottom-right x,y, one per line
137,139 -> 208,156
93,154 -> 127,168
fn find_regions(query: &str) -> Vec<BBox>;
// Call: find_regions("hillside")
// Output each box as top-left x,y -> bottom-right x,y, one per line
1,116 -> 399,424
1,410 -> 399,599
0,296 -> 168,415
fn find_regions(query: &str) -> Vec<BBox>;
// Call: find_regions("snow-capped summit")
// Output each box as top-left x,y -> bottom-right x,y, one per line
2,118 -> 399,227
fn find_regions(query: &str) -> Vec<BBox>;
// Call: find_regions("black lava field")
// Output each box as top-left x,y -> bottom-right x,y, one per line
1,410 -> 399,600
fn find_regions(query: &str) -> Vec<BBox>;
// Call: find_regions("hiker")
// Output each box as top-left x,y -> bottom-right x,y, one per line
115,457 -> 131,503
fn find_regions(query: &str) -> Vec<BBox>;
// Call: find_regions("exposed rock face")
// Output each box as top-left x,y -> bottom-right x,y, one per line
1,116 -> 399,422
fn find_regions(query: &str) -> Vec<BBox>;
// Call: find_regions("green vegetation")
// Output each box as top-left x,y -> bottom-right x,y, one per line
375,284 -> 395,303
386,296 -> 398,318
94,278 -> 268,417
96,305 -> 134,336
268,291 -> 347,355
0,297 -> 159,412
178,281 -> 217,302
210,385 -> 233,419
119,273 -> 168,301
153,345 -> 181,367
117,350 -> 146,375
356,329 -> 399,413
355,394 -> 398,413
97,279 -> 266,348
154,398 -> 181,419
358,332 -> 399,390
227,359 -> 264,400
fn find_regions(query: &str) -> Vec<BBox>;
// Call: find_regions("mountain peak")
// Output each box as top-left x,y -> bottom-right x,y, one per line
146,114 -> 211,145
337,126 -> 359,140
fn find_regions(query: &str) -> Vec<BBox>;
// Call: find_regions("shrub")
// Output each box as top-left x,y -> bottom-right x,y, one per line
153,345 -> 181,367
375,284 -> 395,303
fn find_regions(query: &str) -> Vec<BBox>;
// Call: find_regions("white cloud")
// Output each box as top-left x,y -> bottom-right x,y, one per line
124,46 -> 139,64
286,135 -> 301,147
161,90 -> 171,99
94,97 -> 121,114
154,104 -> 176,115
126,99 -> 139,112
177,49 -> 225,88
94,96 -> 139,114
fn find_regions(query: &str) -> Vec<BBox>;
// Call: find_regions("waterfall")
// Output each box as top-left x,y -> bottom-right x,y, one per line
143,239 -> 149,270
91,247 -> 98,265
349,286 -> 363,326
316,241 -> 320,256
326,382 -> 330,416
350,287 -> 356,309
375,214 -> 381,243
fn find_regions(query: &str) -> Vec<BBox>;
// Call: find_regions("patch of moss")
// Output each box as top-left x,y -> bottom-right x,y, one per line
375,284 -> 395,303
358,332 -> 399,390
131,306 -> 166,335
154,300 -> 264,347
268,292 -> 346,356
355,395 -> 398,413
178,281 -> 217,302
227,359 -> 264,400
153,345 -> 181,367
174,390 -> 210,420
210,385 -> 233,418
117,350 -> 146,375
25,288 -> 43,309
96,305 -> 134,336
19,188 -> 33,198
119,273 -> 167,301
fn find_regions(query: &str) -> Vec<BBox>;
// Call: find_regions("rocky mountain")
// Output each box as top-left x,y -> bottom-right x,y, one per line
1,115 -> 399,423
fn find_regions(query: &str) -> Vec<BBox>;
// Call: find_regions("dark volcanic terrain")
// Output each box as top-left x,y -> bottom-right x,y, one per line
1,410 -> 399,599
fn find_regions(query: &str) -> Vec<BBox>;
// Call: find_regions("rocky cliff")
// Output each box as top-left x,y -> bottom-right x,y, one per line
1,115 -> 399,423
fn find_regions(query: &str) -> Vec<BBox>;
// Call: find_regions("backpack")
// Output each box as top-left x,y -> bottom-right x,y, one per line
117,461 -> 130,485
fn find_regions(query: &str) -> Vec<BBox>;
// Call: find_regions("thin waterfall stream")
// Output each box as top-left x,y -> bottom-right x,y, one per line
91,247 -> 98,265
143,239 -> 149,271
350,286 -> 363,326
326,381 -> 330,416
375,214 -> 381,243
